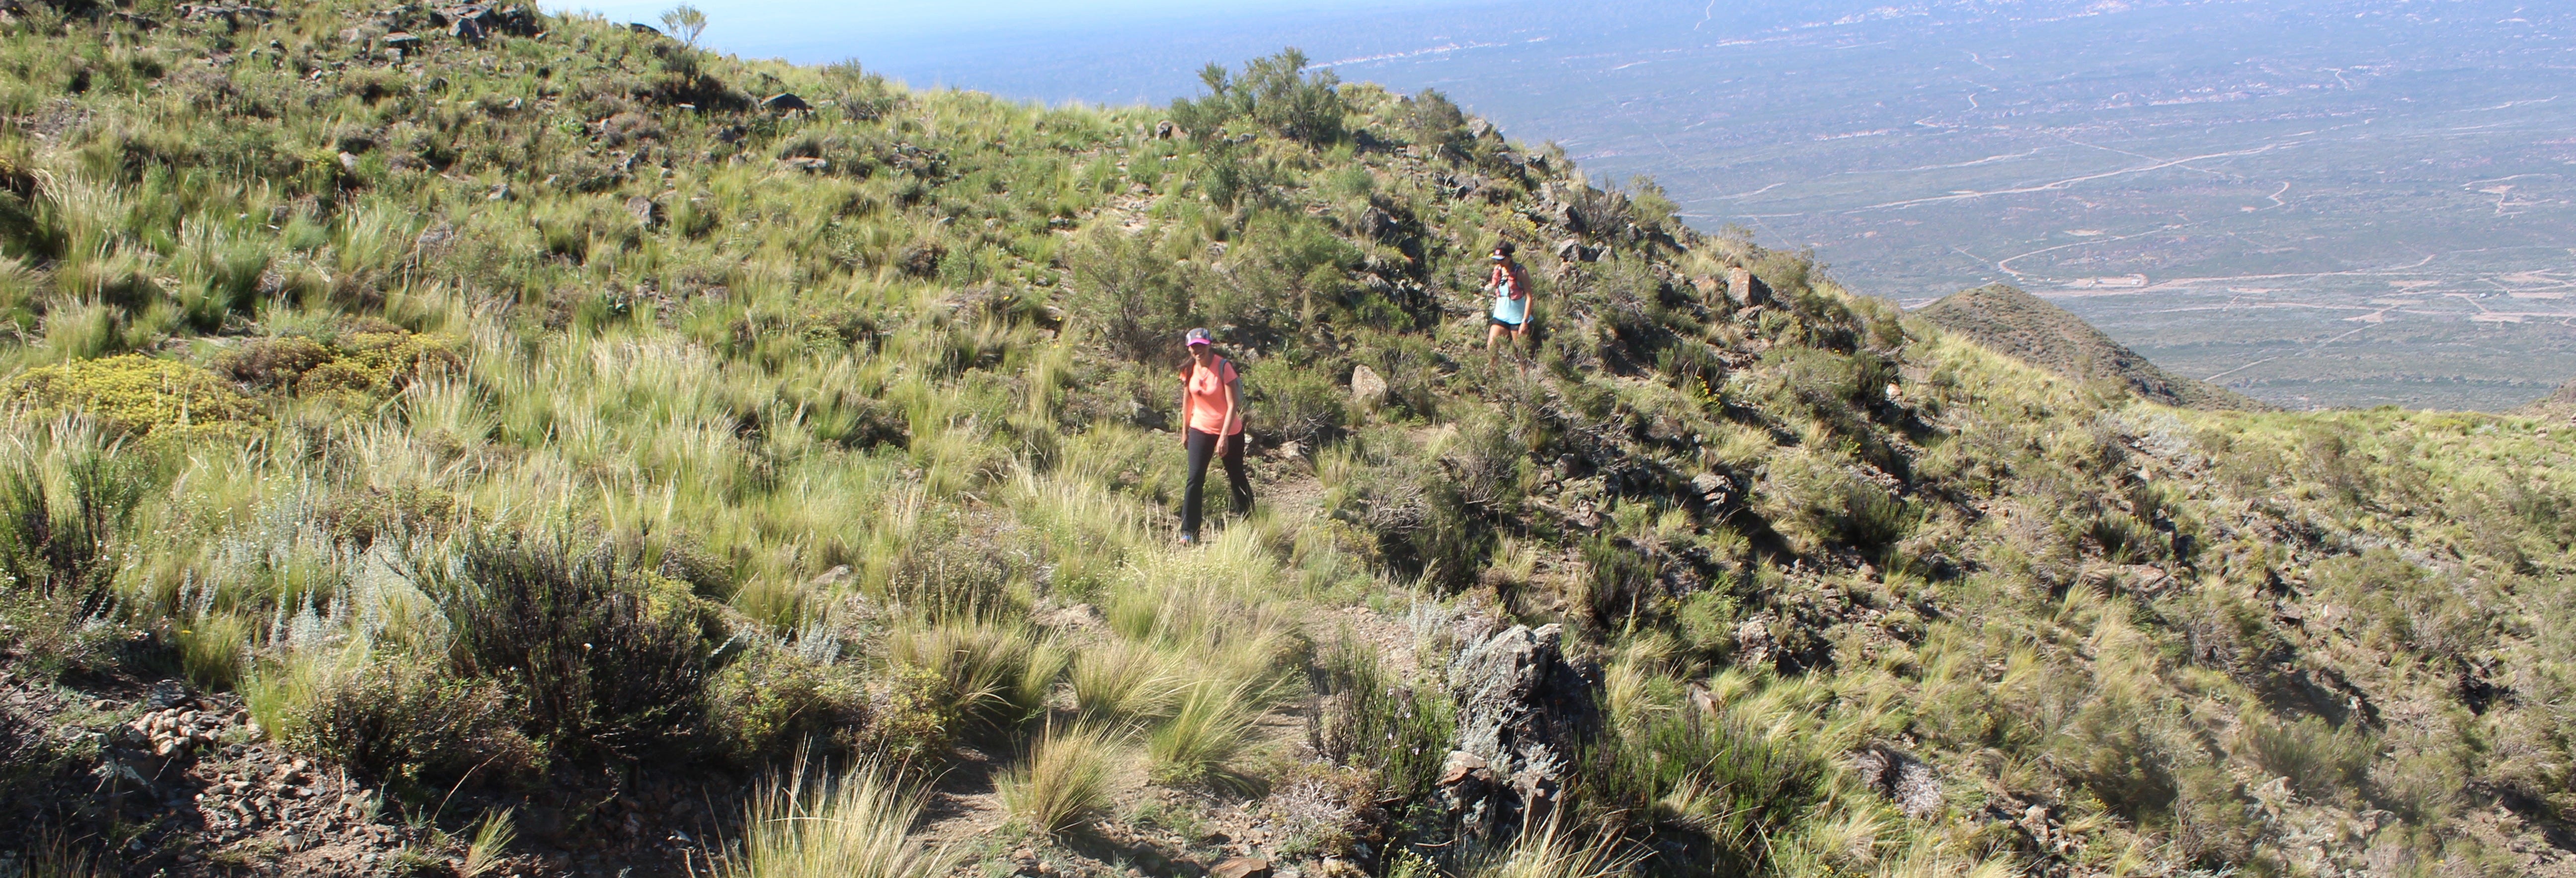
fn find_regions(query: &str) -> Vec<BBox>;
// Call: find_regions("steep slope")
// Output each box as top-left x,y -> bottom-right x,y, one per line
1918,283 -> 2270,410
0,4 -> 2572,878
2520,378 -> 2576,420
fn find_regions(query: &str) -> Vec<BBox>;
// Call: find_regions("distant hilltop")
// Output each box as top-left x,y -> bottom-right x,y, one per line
1917,284 -> 2271,411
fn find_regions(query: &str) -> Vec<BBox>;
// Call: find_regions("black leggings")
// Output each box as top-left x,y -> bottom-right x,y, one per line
1182,428 -> 1253,539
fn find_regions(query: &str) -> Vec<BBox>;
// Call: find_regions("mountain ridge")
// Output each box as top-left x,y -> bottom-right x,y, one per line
0,3 -> 2571,878
1916,283 -> 2272,411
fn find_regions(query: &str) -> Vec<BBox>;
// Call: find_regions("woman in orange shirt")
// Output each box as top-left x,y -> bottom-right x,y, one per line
1178,327 -> 1253,545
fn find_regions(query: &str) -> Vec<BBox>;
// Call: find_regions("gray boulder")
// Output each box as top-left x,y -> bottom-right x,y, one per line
1441,624 -> 1599,839
1350,365 -> 1388,410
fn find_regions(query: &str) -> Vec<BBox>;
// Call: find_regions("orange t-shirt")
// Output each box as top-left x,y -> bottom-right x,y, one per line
1185,357 -> 1242,435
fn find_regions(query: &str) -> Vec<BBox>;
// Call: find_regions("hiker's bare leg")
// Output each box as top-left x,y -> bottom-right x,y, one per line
1486,322 -> 1505,360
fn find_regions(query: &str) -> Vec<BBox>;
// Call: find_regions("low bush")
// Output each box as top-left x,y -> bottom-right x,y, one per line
3,355 -> 260,439
1170,50 -> 1350,145
283,652 -> 540,789
442,535 -> 722,763
1310,640 -> 1453,803
860,662 -> 960,769
707,644 -> 871,765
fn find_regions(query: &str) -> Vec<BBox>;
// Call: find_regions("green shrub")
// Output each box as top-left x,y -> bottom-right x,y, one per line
707,644 -> 871,764
861,662 -> 960,768
4,354 -> 260,438
1170,49 -> 1349,145
442,535 -> 722,763
1065,226 -> 1199,362
1752,449 -> 1914,557
1310,640 -> 1453,803
1250,362 -> 1347,448
284,653 -> 540,788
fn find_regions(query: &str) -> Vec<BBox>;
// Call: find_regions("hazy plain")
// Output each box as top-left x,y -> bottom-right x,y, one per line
567,0 -> 2576,410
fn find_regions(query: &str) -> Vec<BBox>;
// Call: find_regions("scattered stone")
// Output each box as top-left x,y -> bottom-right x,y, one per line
1853,745 -> 1944,819
762,92 -> 811,113
337,152 -> 361,171
1211,858 -> 1273,878
1736,615 -> 1777,669
625,195 -> 660,228
383,31 -> 420,52
627,22 -> 661,36
780,156 -> 828,173
145,680 -> 192,710
1438,749 -> 1490,788
1357,206 -> 1397,241
1154,119 -> 1179,140
1726,265 -> 1771,307
1690,472 -> 1734,507
1350,365 -> 1388,409
436,4 -> 539,40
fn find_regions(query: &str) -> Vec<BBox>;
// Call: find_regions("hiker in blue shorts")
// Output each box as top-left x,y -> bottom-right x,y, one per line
1484,242 -> 1532,365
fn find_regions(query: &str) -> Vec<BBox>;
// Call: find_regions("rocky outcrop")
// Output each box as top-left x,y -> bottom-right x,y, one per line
1438,624 -> 1598,839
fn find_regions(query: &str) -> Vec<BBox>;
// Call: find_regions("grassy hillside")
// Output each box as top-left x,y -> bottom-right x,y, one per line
2,3 -> 2574,878
1917,284 -> 2268,412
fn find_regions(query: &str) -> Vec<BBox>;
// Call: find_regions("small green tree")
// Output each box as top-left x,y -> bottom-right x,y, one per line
1170,49 -> 1348,145
660,4 -> 708,49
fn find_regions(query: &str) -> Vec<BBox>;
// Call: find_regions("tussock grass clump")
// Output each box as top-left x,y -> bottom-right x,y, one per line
174,609 -> 253,688
0,438 -> 150,618
1146,678 -> 1269,792
997,725 -> 1118,837
727,760 -> 960,878
1070,637 -> 1181,725
1465,816 -> 1637,878
884,618 -> 1064,737
459,808 -> 517,878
